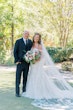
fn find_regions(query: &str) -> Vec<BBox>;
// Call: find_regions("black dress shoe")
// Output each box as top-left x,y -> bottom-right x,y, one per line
16,94 -> 21,97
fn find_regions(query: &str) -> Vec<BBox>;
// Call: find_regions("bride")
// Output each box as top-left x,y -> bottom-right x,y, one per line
23,33 -> 73,109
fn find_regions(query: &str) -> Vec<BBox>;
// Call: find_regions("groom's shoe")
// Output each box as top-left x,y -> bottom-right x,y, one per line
16,94 -> 21,97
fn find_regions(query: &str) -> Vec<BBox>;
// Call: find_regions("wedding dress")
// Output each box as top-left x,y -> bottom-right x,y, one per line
23,42 -> 73,109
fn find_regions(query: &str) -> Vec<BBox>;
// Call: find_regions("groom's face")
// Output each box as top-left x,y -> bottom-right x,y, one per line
23,31 -> 29,39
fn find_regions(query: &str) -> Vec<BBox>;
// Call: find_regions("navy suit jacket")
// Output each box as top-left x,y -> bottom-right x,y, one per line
14,38 -> 33,63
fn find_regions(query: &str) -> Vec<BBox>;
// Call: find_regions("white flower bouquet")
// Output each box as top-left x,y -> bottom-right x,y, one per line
23,49 -> 41,64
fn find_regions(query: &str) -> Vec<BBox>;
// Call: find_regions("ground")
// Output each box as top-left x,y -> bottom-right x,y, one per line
0,65 -> 73,110
0,66 -> 41,110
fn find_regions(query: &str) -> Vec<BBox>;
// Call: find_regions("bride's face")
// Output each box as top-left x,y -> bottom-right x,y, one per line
33,35 -> 40,43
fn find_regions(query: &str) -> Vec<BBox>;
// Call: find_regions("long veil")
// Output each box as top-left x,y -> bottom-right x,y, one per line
32,41 -> 73,109
41,41 -> 73,92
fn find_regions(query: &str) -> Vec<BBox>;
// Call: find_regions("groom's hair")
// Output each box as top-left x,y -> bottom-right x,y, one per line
33,33 -> 41,44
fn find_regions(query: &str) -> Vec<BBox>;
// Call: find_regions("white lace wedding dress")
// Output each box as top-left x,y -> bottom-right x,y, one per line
23,43 -> 73,109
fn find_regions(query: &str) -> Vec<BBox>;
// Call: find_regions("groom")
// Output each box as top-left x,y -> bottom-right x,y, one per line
14,31 -> 32,97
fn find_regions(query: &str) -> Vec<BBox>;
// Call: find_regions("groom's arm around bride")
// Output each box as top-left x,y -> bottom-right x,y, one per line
14,31 -> 32,97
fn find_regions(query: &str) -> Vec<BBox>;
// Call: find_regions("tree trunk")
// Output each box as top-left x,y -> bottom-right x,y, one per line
11,0 -> 14,50
11,21 -> 14,49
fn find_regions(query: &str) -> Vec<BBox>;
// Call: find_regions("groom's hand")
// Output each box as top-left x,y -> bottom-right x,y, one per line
16,62 -> 21,65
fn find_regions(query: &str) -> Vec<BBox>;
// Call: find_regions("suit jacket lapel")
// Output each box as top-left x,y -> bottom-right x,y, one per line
21,38 -> 26,46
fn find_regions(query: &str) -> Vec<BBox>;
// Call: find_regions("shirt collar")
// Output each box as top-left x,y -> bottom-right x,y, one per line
23,37 -> 28,44
23,37 -> 28,41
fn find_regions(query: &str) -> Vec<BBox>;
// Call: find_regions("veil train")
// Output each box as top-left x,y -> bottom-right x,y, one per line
31,41 -> 73,109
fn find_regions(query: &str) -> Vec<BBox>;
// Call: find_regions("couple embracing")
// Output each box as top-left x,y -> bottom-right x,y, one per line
14,30 -> 73,108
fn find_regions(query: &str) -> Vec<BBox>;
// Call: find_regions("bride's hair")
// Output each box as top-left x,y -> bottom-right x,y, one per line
32,33 -> 41,44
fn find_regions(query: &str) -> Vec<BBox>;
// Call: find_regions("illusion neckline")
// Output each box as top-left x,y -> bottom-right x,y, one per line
32,47 -> 39,50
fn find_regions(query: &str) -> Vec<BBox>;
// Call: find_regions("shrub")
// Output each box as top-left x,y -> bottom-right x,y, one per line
61,62 -> 73,71
0,50 -> 6,64
46,47 -> 73,63
5,55 -> 14,66
0,33 -> 6,64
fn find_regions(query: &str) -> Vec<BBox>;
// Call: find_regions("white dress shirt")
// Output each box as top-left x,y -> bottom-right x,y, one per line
23,37 -> 28,45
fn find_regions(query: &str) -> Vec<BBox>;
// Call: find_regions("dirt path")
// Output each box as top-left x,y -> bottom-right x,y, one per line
0,63 -> 61,72
0,66 -> 16,72
0,65 -> 73,83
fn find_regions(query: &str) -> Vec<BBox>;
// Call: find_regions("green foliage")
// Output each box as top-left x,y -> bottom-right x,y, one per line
0,33 -> 6,64
0,0 -> 73,49
0,50 -> 6,64
0,47 -> 73,65
46,47 -> 73,62
0,0 -> 73,65
61,62 -> 73,71
5,55 -> 14,66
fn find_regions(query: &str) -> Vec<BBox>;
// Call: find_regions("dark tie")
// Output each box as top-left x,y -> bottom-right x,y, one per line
25,39 -> 28,45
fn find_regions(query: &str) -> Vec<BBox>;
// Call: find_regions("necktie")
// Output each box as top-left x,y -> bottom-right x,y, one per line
25,39 -> 28,45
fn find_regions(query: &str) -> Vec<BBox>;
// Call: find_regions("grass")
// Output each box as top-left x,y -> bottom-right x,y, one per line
0,70 -> 41,110
0,66 -> 73,110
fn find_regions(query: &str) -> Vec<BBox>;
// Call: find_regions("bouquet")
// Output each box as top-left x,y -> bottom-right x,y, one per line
23,49 -> 41,64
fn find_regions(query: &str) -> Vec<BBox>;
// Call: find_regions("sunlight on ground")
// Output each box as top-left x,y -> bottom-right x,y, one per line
0,68 -> 41,110
0,66 -> 73,110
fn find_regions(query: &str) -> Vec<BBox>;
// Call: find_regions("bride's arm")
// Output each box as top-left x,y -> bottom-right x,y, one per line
39,44 -> 42,52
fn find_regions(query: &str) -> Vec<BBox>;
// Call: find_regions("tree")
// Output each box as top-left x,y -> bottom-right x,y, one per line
0,0 -> 73,49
